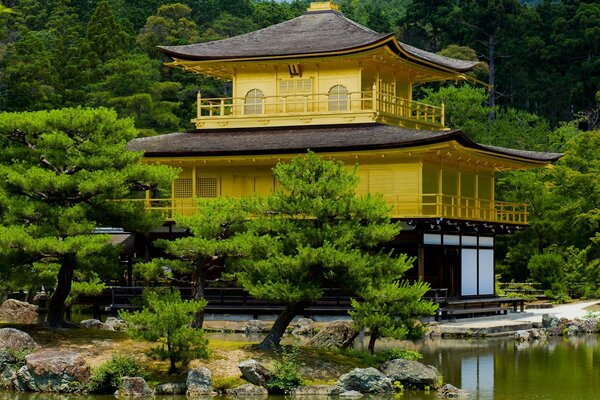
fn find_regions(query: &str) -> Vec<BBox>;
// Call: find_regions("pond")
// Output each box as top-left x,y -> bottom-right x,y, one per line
1,333 -> 599,400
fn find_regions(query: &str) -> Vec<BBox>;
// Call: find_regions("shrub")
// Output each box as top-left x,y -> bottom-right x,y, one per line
267,346 -> 304,394
88,354 -> 142,394
119,289 -> 209,373
382,348 -> 422,362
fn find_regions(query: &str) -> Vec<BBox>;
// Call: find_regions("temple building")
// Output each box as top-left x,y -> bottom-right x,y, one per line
129,2 -> 560,300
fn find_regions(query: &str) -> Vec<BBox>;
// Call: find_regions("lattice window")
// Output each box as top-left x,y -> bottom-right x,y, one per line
279,78 -> 312,94
244,89 -> 264,115
197,177 -> 218,198
174,178 -> 193,198
329,84 -> 349,111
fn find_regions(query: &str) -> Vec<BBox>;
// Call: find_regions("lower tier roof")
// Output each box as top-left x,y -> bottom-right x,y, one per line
128,124 -> 561,164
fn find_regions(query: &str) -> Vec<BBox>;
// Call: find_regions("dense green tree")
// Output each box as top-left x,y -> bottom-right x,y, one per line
0,107 -> 176,327
228,153 -> 422,350
120,289 -> 209,373
88,54 -> 181,134
350,278 -> 436,353
138,198 -> 248,327
137,3 -> 199,58
85,0 -> 130,66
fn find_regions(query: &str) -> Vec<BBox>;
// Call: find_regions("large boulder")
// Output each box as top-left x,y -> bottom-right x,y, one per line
244,320 -> 268,334
305,321 -> 359,350
0,328 -> 38,351
186,367 -> 213,396
119,377 -> 153,397
80,319 -> 114,331
440,383 -> 469,398
292,318 -> 315,336
0,328 -> 38,390
292,385 -> 343,397
336,367 -> 393,394
15,350 -> 90,393
154,382 -> 186,395
542,314 -> 560,329
104,317 -> 128,331
238,359 -> 273,388
379,359 -> 443,390
514,330 -> 531,342
225,383 -> 269,398
0,300 -> 38,324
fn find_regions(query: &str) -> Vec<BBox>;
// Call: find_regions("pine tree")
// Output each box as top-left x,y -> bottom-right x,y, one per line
231,152 -> 419,350
0,107 -> 176,327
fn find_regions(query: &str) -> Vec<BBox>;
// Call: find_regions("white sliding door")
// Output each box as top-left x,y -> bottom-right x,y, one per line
461,249 -> 478,295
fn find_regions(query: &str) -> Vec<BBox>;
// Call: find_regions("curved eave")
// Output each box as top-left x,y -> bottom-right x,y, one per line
130,126 -> 561,166
160,35 -> 478,76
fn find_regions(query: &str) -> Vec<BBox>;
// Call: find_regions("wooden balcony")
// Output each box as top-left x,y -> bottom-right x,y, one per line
192,88 -> 445,130
136,194 -> 528,225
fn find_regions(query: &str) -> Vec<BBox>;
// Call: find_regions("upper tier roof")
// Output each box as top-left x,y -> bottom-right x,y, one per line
159,9 -> 478,72
129,124 -> 561,164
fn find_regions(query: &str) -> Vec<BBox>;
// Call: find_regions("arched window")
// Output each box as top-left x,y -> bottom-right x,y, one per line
245,89 -> 264,115
328,85 -> 348,111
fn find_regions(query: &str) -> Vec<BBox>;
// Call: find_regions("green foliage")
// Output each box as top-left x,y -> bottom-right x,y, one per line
382,348 -> 423,362
350,279 -> 437,353
0,107 -> 176,326
119,289 -> 209,373
66,275 -> 107,305
528,252 -> 564,292
267,346 -> 304,394
88,354 -> 143,394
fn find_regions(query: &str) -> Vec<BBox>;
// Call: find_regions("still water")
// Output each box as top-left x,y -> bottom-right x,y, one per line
1,334 -> 599,400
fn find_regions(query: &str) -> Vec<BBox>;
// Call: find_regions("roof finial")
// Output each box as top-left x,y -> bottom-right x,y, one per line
307,2 -> 340,12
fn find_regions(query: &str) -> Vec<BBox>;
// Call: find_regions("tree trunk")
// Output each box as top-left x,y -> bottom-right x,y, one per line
487,34 -> 496,120
368,329 -> 379,354
47,253 -> 76,328
257,302 -> 306,350
191,263 -> 206,329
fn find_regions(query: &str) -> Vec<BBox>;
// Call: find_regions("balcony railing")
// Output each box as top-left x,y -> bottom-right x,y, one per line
193,87 -> 445,129
135,193 -> 528,225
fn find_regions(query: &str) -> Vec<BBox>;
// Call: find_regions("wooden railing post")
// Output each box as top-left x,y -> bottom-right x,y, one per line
441,102 -> 445,127
220,99 -> 225,116
372,83 -> 377,112
197,91 -> 202,119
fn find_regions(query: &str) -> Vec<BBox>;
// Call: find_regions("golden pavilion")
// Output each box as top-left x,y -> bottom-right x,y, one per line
129,2 -> 560,299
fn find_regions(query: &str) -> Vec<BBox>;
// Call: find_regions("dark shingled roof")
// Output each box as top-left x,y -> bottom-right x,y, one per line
129,124 -> 561,163
159,10 -> 478,72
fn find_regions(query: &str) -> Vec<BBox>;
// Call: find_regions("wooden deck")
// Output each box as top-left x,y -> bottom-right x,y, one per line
73,286 -> 525,321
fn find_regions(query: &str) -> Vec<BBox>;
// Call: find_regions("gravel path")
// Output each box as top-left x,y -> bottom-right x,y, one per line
516,299 -> 600,323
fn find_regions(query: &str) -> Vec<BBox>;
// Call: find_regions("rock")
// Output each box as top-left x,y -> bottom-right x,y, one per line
225,383 -> 269,397
336,367 -> 393,394
514,330 -> 531,342
427,322 -> 442,338
292,318 -> 315,336
0,299 -> 38,324
154,382 -> 186,395
15,350 -> 90,392
305,321 -> 359,350
0,351 -> 20,389
238,359 -> 273,388
105,317 -> 128,331
244,319 -> 267,334
542,314 -> 560,329
339,390 -> 363,398
581,318 -> 598,333
440,383 -> 469,398
186,367 -> 212,396
119,377 -> 153,397
529,328 -> 546,340
80,319 -> 114,331
0,328 -> 38,351
292,385 -> 343,397
379,359 -> 443,390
